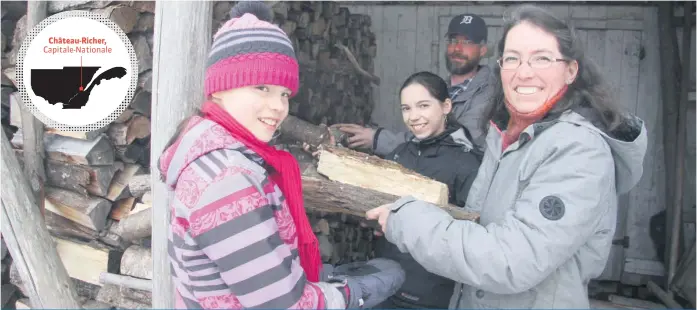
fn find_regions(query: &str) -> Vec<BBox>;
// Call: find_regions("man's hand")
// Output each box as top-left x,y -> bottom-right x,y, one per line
332,124 -> 376,149
366,204 -> 391,235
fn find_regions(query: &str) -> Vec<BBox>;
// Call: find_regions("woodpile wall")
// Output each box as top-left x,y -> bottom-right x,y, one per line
1,1 -> 380,308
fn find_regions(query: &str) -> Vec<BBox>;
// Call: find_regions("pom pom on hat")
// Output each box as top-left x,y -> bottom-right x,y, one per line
229,1 -> 273,22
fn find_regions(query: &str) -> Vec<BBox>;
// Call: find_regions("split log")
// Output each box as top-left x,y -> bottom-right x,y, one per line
110,197 -> 136,221
138,70 -> 152,93
130,33 -> 152,73
317,146 -> 450,207
121,245 -> 152,280
92,4 -> 138,33
45,159 -> 120,197
45,127 -> 107,140
134,12 -> 154,32
44,209 -> 99,242
120,286 -> 152,305
335,42 -> 380,85
53,237 -> 112,287
106,163 -> 144,201
127,174 -> 151,198
45,186 -> 112,231
114,109 -> 135,124
129,91 -> 151,117
11,132 -> 114,166
99,272 -> 151,292
302,176 -> 478,222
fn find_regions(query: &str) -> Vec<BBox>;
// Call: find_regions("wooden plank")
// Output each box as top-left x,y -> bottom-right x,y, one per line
20,1 -> 48,218
623,6 -> 666,286
413,5 -> 435,72
1,121 -> 81,308
150,2 -> 213,307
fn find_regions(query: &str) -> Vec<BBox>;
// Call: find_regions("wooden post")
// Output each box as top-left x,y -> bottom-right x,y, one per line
1,126 -> 81,308
656,2 -> 682,287
666,0 -> 693,289
150,1 -> 212,307
20,1 -> 48,218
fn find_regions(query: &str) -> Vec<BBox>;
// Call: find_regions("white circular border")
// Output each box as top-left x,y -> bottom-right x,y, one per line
16,10 -> 139,132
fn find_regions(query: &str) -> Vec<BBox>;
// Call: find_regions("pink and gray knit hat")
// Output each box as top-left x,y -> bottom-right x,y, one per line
205,1 -> 299,97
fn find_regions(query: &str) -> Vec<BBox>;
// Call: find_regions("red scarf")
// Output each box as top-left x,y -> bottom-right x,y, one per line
201,101 -> 321,282
502,85 -> 568,151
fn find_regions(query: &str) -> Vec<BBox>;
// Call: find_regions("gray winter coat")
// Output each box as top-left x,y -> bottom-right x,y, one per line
373,65 -> 496,157
382,108 -> 647,308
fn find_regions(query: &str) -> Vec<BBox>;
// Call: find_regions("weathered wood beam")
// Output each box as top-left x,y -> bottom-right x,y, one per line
151,1 -> 213,307
1,115 -> 81,308
280,114 -> 332,147
20,0 -> 48,218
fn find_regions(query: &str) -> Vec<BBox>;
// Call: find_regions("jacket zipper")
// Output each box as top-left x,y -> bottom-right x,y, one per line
455,156 -> 502,307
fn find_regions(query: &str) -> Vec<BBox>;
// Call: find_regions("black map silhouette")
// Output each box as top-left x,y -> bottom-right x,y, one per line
31,66 -> 127,109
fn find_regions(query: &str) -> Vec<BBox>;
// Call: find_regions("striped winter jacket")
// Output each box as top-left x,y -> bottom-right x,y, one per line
159,116 -> 346,309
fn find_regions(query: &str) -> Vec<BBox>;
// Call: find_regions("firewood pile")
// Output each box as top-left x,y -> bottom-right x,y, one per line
1,1 -> 383,308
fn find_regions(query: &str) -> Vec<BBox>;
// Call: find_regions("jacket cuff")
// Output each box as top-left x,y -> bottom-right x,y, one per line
372,127 -> 384,151
388,196 -> 417,212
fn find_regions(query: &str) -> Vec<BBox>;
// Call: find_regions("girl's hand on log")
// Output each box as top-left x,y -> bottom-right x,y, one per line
332,124 -> 375,149
366,204 -> 391,235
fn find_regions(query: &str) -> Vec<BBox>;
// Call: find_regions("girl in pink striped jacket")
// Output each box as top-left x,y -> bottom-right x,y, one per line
157,2 -> 404,309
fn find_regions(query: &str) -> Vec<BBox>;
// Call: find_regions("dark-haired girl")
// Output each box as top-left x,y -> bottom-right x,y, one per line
374,71 -> 481,309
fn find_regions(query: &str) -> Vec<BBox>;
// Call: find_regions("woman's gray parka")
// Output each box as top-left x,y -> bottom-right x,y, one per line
383,109 -> 647,308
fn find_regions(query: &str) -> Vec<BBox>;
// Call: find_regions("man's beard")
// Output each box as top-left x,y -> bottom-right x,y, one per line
445,53 -> 479,75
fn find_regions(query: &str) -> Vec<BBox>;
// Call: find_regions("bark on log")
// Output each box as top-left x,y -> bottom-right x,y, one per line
302,176 -> 478,221
280,114 -> 332,147
127,174 -> 151,198
115,208 -> 151,243
121,245 -> 152,280
45,186 -> 112,231
99,273 -> 151,292
96,284 -> 150,309
1,125 -> 81,308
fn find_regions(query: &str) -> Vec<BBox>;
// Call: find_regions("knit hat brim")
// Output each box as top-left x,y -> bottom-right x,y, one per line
205,52 -> 299,97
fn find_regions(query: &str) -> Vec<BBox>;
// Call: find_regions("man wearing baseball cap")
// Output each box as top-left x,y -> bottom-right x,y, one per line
335,13 -> 495,158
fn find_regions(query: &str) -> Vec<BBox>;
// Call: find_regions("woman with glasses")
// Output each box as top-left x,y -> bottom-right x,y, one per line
365,4 -> 647,308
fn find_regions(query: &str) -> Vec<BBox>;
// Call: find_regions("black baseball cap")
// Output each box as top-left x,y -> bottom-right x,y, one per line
445,14 -> 488,44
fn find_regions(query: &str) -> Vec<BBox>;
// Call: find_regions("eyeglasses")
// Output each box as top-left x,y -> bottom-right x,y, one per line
497,55 -> 569,70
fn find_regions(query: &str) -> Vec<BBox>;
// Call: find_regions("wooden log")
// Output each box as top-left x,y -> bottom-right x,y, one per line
107,123 -> 128,146
151,2 -> 213,306
11,131 -> 114,166
1,123 -> 81,308
280,114 -> 331,147
105,163 -> 143,201
120,285 -> 152,306
317,146 -> 450,207
45,127 -> 107,140
54,237 -> 110,287
44,209 -> 99,242
45,160 -> 120,197
92,4 -> 138,33
335,42 -> 380,85
96,284 -> 150,309
302,175 -> 478,222
127,174 -> 151,198
129,91 -> 151,117
115,208 -> 151,243
110,197 -> 136,221
45,186 -> 112,231
126,115 -> 151,143
134,12 -> 154,32
138,70 -> 152,93
114,108 -> 135,124
100,272 -> 151,292
121,245 -> 152,280
131,33 -> 152,74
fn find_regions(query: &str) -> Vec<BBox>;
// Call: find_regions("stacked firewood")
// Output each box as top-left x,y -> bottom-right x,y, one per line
1,1 -> 386,308
212,1 -> 379,126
